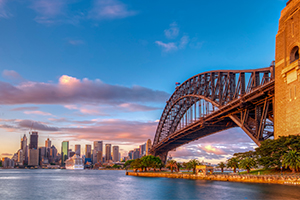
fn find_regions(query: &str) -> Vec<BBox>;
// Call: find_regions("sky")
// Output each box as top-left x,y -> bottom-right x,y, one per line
0,0 -> 287,163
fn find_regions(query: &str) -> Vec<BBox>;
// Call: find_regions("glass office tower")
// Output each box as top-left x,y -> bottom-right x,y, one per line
61,141 -> 69,166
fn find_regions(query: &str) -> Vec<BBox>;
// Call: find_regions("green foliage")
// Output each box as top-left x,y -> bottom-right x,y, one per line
112,164 -> 121,169
255,135 -> 300,169
227,157 -> 239,173
217,162 -> 226,172
239,157 -> 257,173
130,158 -> 142,170
282,150 -> 300,173
182,162 -> 192,172
140,155 -> 162,171
188,159 -> 200,174
124,160 -> 134,169
166,160 -> 177,173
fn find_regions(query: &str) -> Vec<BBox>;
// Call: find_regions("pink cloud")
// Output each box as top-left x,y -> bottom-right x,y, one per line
24,110 -> 53,116
10,106 -> 39,111
199,145 -> 226,155
89,0 -> 137,19
0,74 -> 169,105
2,70 -> 25,81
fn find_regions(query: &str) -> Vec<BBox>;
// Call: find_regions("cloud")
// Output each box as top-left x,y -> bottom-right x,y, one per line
164,22 -> 179,39
68,40 -> 85,45
24,110 -> 53,116
179,35 -> 189,49
0,0 -> 11,18
2,70 -> 25,82
1,153 -> 12,156
0,118 -> 157,143
155,41 -> 178,52
10,106 -> 39,111
89,0 -> 137,20
199,145 -> 226,155
0,73 -> 169,105
118,103 -> 160,112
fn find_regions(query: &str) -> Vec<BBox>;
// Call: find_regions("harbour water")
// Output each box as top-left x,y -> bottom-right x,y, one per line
0,169 -> 300,200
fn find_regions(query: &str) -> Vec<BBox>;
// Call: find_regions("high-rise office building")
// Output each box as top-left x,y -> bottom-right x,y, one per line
39,147 -> 47,165
21,134 -> 28,165
96,151 -> 103,163
146,139 -> 152,156
105,144 -> 111,162
75,144 -> 81,156
128,150 -> 133,160
61,141 -> 69,166
112,146 -> 119,162
45,138 -> 51,148
139,143 -> 146,157
93,141 -> 103,164
50,145 -> 58,163
133,148 -> 140,160
29,132 -> 38,149
85,144 -> 92,158
28,149 -> 39,166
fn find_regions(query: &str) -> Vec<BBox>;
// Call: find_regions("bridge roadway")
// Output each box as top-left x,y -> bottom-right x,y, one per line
151,77 -> 274,161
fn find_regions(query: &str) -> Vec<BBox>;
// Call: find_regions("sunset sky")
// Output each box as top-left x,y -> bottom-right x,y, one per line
0,0 -> 286,163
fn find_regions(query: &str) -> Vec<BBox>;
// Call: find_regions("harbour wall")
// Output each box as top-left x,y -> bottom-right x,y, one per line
126,172 -> 300,185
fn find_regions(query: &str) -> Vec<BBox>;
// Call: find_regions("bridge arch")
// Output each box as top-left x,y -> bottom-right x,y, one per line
151,66 -> 275,162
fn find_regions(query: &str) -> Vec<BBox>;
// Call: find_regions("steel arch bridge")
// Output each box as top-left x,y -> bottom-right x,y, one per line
150,65 -> 275,162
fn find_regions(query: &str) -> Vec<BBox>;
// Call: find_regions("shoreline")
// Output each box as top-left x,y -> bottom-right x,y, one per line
126,172 -> 300,186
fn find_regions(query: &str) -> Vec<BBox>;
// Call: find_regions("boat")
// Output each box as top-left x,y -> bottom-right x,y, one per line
65,155 -> 84,170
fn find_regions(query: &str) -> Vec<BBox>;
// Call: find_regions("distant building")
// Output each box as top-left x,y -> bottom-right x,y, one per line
69,151 -> 75,158
105,144 -> 111,162
2,157 -> 14,168
96,151 -> 103,163
17,149 -> 23,165
128,150 -> 133,160
75,144 -> 81,156
21,134 -> 28,165
132,148 -> 140,160
28,149 -> 39,166
45,138 -> 51,148
112,146 -> 119,162
29,131 -> 38,149
50,145 -> 58,163
61,141 -> 69,166
39,147 -> 48,165
146,139 -> 152,156
139,143 -> 146,157
85,145 -> 92,158
93,141 -> 103,164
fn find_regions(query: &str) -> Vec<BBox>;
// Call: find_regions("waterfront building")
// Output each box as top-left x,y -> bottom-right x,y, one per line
128,150 -> 133,160
61,141 -> 69,166
146,139 -> 152,156
50,145 -> 58,163
28,149 -> 39,166
17,149 -> 23,165
96,151 -> 103,163
112,146 -> 119,162
139,143 -> 146,157
75,144 -> 81,156
85,145 -> 92,158
39,147 -> 47,165
93,141 -> 103,164
2,157 -> 14,168
29,131 -> 38,149
21,134 -> 28,165
132,148 -> 140,160
45,138 -> 51,148
105,144 -> 111,162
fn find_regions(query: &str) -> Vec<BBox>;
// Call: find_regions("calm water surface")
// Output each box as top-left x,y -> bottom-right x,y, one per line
0,169 -> 300,200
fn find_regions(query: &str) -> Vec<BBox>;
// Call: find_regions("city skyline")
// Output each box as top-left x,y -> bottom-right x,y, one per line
0,0 -> 287,164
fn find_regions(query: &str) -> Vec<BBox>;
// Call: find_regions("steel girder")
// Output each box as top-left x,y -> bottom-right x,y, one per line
151,65 -> 275,157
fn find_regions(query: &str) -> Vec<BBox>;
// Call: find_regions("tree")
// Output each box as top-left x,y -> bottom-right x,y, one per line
176,162 -> 182,172
239,157 -> 257,173
282,150 -> 300,173
151,156 -> 162,172
124,160 -> 134,169
166,160 -> 177,173
130,159 -> 142,172
140,155 -> 162,172
183,162 -> 192,172
188,159 -> 200,174
227,157 -> 239,173
217,162 -> 226,173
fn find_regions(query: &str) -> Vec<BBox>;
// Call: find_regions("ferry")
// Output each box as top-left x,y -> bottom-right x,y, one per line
65,155 -> 84,170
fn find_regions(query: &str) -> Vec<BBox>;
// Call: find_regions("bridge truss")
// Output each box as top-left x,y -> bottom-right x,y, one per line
151,65 -> 275,162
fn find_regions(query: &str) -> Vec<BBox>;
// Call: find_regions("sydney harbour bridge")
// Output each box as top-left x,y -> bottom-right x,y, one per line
150,65 -> 275,162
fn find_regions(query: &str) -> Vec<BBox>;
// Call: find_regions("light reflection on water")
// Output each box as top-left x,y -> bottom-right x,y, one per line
0,169 -> 300,200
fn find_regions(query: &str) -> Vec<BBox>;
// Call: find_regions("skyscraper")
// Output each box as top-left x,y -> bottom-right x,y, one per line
61,141 -> 69,166
75,144 -> 81,156
28,132 -> 39,166
93,141 -> 103,164
45,138 -> 51,148
139,143 -> 146,157
146,139 -> 152,156
105,144 -> 111,162
85,144 -> 92,158
112,146 -> 119,162
21,134 -> 28,165
133,148 -> 140,160
29,132 -> 38,149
